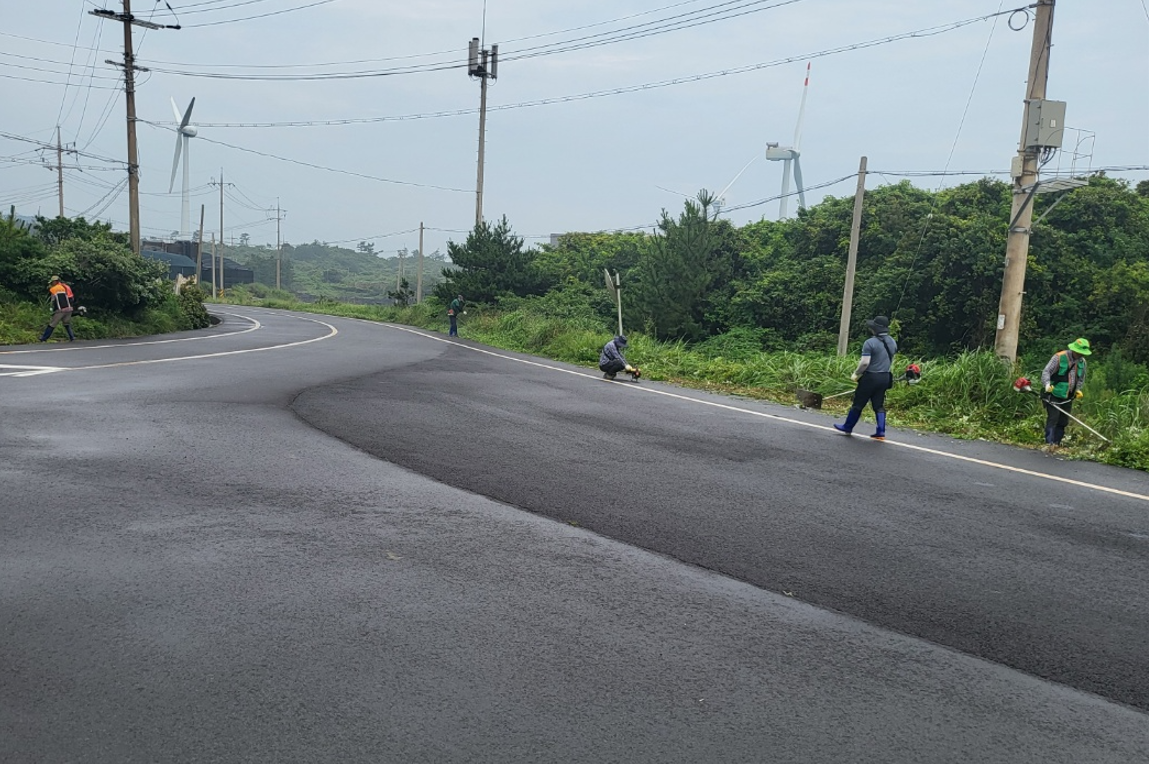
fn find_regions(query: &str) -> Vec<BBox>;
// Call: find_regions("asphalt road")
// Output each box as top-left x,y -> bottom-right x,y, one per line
2,307 -> 1147,763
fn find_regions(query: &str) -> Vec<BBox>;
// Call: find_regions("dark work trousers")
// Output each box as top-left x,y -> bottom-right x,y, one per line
1043,397 -> 1073,444
600,359 -> 627,376
850,370 -> 890,415
448,312 -> 458,336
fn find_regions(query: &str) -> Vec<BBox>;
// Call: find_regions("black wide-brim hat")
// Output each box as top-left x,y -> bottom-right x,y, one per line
866,315 -> 890,333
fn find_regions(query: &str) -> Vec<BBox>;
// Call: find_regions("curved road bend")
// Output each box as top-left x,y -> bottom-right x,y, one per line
0,307 -> 1146,763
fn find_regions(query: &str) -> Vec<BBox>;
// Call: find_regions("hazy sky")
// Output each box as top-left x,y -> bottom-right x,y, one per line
3,0 -> 1147,258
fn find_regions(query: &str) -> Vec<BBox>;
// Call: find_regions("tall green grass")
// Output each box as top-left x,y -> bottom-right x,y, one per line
214,290 -> 1149,472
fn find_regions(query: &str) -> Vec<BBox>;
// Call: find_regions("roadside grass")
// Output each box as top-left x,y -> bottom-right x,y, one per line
216,288 -> 1149,472
0,294 -> 205,345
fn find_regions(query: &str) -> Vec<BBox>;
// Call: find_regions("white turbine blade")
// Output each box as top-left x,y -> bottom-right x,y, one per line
716,154 -> 758,202
181,97 -> 196,130
793,62 -> 810,151
171,97 -> 182,123
793,155 -> 807,210
168,132 -> 183,193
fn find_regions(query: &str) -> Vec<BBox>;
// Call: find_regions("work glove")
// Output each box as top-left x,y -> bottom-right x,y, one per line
1045,384 -> 1054,393
850,373 -> 859,383
1075,390 -> 1083,400
625,365 -> 636,373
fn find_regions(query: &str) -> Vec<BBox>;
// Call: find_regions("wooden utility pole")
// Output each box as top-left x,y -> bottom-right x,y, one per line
56,127 -> 65,217
417,222 -> 424,304
837,156 -> 868,356
90,1 -> 174,254
195,203 -> 205,285
468,38 -> 498,227
275,198 -> 282,290
121,0 -> 141,254
217,171 -> 224,272
994,0 -> 1057,364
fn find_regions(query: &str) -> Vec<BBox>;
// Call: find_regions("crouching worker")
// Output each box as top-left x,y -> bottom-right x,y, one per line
40,275 -> 75,342
599,335 -> 637,380
834,315 -> 897,440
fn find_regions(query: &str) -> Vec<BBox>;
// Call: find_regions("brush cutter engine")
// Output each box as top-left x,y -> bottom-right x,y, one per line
1012,376 -> 1033,393
904,364 -> 922,384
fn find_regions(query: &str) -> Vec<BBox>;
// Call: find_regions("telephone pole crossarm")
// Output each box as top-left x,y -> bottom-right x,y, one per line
91,1 -> 178,255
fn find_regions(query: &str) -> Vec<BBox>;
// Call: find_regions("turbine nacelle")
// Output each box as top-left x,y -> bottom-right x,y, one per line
180,125 -> 198,138
764,63 -> 811,219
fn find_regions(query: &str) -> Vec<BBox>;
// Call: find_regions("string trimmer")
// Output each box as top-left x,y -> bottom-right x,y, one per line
1012,377 -> 1110,443
797,364 -> 923,410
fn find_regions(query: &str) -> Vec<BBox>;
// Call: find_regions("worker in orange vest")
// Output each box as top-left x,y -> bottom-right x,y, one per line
40,276 -> 76,342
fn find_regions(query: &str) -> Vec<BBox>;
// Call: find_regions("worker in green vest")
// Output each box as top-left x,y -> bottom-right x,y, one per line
1039,337 -> 1090,448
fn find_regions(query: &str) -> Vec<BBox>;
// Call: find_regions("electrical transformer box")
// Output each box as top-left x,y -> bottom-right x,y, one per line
1022,99 -> 1067,150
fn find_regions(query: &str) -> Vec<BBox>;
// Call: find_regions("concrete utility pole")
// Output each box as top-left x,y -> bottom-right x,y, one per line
417,222 -> 424,304
91,1 -> 175,254
196,203 -> 205,285
275,198 -> 283,290
838,156 -> 868,356
994,0 -> 1057,364
468,37 -> 498,228
50,126 -> 77,218
210,233 -> 217,298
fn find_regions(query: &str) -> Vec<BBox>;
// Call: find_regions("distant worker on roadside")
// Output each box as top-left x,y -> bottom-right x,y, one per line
448,294 -> 465,337
39,275 -> 76,342
1039,337 -> 1090,449
834,315 -> 897,440
599,335 -> 637,380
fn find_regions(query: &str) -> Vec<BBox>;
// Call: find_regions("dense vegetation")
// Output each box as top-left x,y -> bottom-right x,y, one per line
0,215 -> 211,343
218,238 -> 449,303
225,175 -> 1149,471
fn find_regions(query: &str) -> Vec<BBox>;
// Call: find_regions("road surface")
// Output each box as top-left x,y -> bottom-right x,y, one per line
2,307 -> 1146,763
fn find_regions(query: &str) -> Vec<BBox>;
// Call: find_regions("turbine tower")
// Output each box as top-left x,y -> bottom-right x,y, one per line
765,63 -> 810,220
168,97 -> 198,240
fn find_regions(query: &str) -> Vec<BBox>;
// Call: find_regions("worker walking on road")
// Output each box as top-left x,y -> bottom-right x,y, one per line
834,315 -> 897,440
39,276 -> 75,342
1040,338 -> 1090,449
448,294 -> 465,337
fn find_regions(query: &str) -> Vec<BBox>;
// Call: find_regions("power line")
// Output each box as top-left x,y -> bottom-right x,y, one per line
171,8 -> 1028,128
146,0 -> 812,80
180,0 -> 339,28
140,119 -> 472,193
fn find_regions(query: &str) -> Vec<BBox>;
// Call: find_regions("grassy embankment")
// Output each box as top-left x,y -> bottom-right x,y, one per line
0,290 -> 209,345
216,286 -> 1149,472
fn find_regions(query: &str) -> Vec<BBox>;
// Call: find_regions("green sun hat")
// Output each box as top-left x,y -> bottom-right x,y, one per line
1068,337 -> 1092,355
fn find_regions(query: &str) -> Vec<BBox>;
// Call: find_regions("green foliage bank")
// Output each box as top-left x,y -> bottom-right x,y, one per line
0,215 -> 211,343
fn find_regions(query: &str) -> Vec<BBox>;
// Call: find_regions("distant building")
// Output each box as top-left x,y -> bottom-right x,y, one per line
141,248 -> 197,279
142,238 -> 253,287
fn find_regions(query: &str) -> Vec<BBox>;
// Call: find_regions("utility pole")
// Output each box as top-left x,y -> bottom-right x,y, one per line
468,37 -> 498,228
196,203 -> 205,286
210,171 -> 230,290
50,126 -> 76,218
397,248 -> 406,291
274,198 -> 283,290
91,1 -> 176,255
417,221 -> 424,304
838,156 -> 868,356
994,0 -> 1058,364
210,233 -> 217,299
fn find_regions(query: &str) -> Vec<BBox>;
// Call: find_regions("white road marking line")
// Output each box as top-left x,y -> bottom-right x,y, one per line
0,312 -> 261,356
0,364 -> 68,377
369,321 -> 1149,506
60,313 -> 338,371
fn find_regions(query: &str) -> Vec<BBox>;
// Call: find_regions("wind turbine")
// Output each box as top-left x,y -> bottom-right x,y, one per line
168,97 -> 198,240
765,63 -> 810,219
